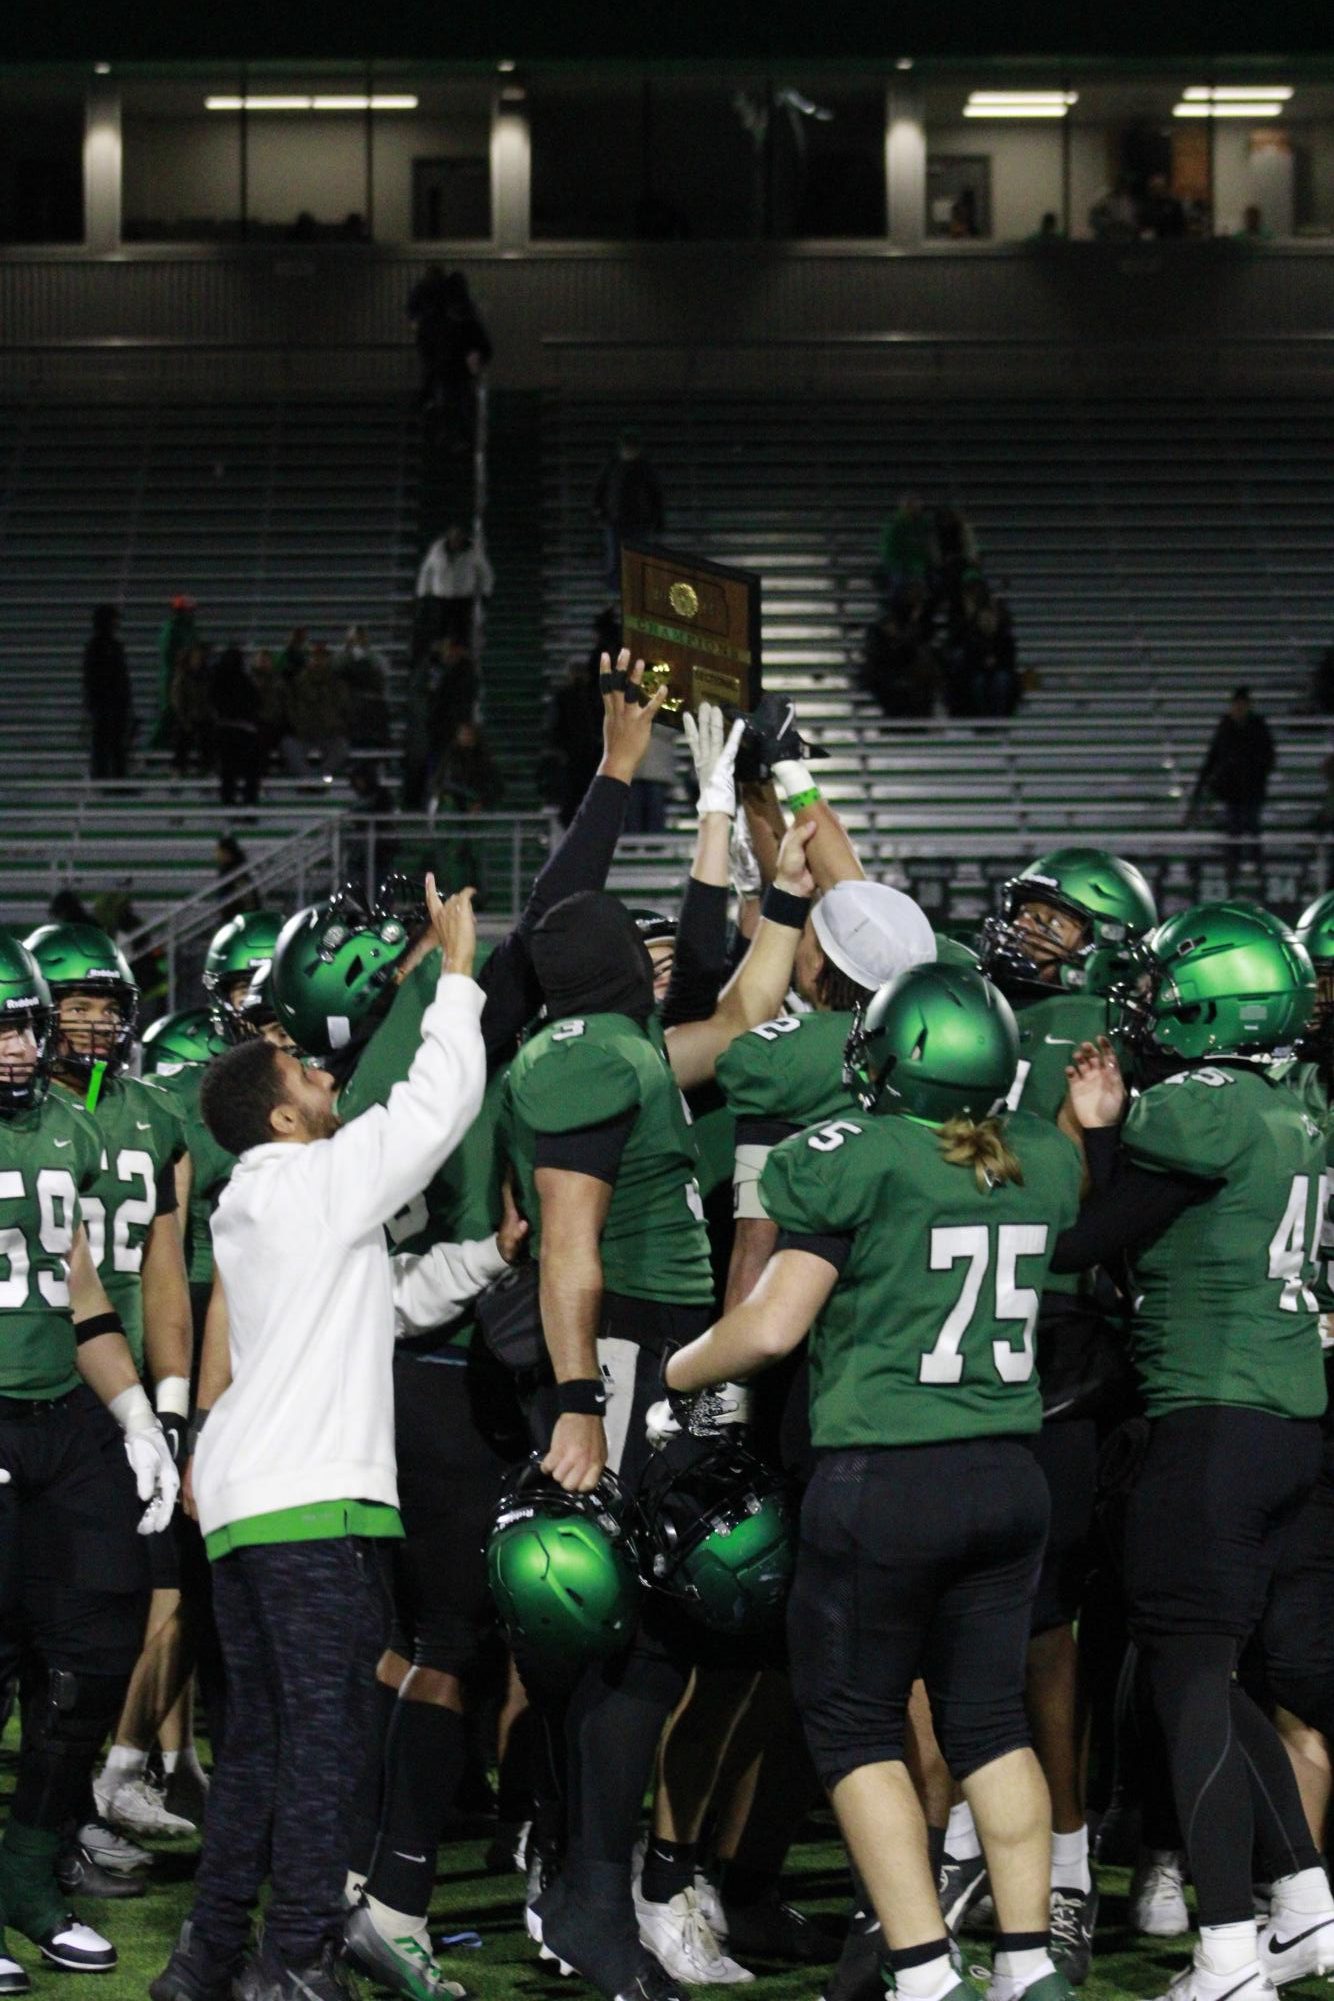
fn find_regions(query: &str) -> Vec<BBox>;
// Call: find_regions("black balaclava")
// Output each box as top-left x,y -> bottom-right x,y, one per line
531,892 -> 655,1024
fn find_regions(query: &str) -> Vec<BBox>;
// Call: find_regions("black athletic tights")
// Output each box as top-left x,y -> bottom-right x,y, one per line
1139,1633 -> 1321,1926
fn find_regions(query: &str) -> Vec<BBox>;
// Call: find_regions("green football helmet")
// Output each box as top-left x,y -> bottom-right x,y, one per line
628,907 -> 677,946
1295,889 -> 1334,1062
934,934 -> 981,971
1109,902 -> 1316,1062
269,889 -> 410,1057
636,1444 -> 794,1634
203,910 -> 285,1042
844,963 -> 1019,1123
978,847 -> 1158,998
487,1460 -> 642,1669
0,929 -> 54,1116
139,1007 -> 229,1077
23,922 -> 139,1080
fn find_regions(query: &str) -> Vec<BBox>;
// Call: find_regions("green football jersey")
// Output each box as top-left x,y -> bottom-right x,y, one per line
1122,1065 -> 1328,1419
148,1069 -> 234,1289
503,1011 -> 713,1307
761,1108 -> 1080,1448
0,1092 -> 104,1398
337,954 -> 506,1345
718,1009 -> 858,1137
1003,990 -> 1107,1298
53,1073 -> 185,1372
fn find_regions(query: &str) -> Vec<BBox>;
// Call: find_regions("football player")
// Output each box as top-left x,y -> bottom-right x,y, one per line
966,847 -> 1158,1975
0,931 -> 178,1989
23,923 -> 196,1852
1053,903 -> 1334,2001
501,816 -> 816,2001
662,961 -> 1084,2001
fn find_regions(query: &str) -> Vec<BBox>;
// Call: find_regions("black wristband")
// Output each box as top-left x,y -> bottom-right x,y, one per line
74,1310 -> 125,1346
186,1408 -> 211,1457
555,1378 -> 607,1417
761,886 -> 812,931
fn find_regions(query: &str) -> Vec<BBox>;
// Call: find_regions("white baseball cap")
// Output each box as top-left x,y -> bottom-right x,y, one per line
811,881 -> 937,993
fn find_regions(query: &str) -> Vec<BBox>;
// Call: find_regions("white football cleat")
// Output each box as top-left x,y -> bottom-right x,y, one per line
1259,1904 -> 1334,1986
634,1883 -> 754,1985
101,1776 -> 196,1838
1150,1959 -> 1275,2001
1130,1850 -> 1190,1937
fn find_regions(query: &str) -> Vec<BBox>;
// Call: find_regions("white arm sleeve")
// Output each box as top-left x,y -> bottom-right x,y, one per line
732,1142 -> 773,1221
392,1234 -> 509,1338
312,973 -> 487,1243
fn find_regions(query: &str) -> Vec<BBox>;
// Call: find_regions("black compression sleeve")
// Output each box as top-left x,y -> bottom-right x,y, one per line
1051,1159 -> 1218,1273
477,775 -> 631,1066
736,1115 -> 800,1149
776,1227 -> 854,1274
154,1156 -> 179,1217
662,879 -> 730,1028
534,1110 -> 636,1184
1084,1125 -> 1120,1192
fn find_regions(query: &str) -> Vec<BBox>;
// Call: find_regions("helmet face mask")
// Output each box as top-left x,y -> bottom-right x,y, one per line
978,849 -> 1158,1001
0,934 -> 56,1117
635,1444 -> 794,1635
1294,891 -> 1334,1066
203,909 -> 285,1043
23,925 -> 139,1083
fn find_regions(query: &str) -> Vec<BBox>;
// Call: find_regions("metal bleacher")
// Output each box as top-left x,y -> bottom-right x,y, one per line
541,391 -> 1334,924
0,394 -> 418,932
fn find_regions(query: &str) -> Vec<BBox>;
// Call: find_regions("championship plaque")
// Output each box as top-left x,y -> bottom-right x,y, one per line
620,546 -> 762,730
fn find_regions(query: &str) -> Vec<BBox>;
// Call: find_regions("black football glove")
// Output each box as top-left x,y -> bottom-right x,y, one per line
735,692 -> 829,784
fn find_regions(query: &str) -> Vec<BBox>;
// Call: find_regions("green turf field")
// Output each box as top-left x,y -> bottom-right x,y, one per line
4,1781 -> 1333,2001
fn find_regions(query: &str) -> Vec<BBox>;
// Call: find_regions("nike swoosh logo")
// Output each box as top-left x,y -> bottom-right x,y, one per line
394,1851 -> 427,1863
1267,1920 -> 1334,1952
1043,1036 -> 1077,1046
53,1139 -> 71,1148
135,1122 -> 152,1131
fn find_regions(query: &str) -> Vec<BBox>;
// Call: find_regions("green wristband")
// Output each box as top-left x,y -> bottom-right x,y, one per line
786,786 -> 822,810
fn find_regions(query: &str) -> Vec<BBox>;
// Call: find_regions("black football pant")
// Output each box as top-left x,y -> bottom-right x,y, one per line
187,1536 -> 390,1974
0,1389 -> 148,1835
1126,1407 -> 1323,1926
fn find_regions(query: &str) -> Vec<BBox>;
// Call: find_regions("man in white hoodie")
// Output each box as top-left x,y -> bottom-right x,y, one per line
151,878 -> 488,2001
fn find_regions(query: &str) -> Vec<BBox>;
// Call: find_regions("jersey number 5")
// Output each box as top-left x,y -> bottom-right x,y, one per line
921,1223 -> 1049,1385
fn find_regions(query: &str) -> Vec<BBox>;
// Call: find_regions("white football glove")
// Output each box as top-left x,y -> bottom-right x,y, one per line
646,1382 -> 751,1451
109,1385 -> 182,1535
683,703 -> 746,821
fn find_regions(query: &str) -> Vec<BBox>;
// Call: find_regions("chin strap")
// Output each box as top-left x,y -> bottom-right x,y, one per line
84,1058 -> 107,1113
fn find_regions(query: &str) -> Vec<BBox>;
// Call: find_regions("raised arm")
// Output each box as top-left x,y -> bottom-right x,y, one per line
665,1247 -> 837,1390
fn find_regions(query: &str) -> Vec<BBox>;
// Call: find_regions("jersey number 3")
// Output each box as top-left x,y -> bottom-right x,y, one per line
921,1223 -> 1049,1385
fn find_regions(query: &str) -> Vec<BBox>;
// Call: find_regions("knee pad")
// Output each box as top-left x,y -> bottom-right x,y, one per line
12,1668 -> 127,1830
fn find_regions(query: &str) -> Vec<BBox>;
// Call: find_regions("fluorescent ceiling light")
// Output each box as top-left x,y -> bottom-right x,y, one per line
1182,85 -> 1292,100
964,103 -> 1071,118
204,93 -> 418,112
967,91 -> 1077,105
1173,101 -> 1286,118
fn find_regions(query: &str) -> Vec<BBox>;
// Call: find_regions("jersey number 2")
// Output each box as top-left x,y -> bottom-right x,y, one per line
920,1223 -> 1049,1385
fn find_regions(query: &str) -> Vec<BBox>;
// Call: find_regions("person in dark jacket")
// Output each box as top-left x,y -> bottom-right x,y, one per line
83,603 -> 134,778
211,645 -> 263,807
1193,686 -> 1277,851
406,267 -> 492,449
593,431 -> 664,589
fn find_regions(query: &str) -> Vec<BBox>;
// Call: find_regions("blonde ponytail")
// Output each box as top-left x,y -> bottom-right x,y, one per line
937,1115 -> 1024,1192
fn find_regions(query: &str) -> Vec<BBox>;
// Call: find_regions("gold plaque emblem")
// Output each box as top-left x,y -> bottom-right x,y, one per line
668,581 -> 700,621
642,662 -> 684,714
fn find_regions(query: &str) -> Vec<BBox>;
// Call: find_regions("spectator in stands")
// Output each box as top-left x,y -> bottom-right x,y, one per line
285,642 -> 349,776
401,657 -> 434,813
334,625 -> 393,749
593,430 -> 664,589
171,643 -> 214,774
1238,204 -> 1273,240
1143,173 -> 1186,239
1089,181 -> 1139,241
211,644 -> 264,808
250,647 -> 289,771
945,574 -> 1020,718
1192,685 -> 1276,849
82,603 -> 134,779
949,187 -> 982,238
407,267 -> 492,449
427,641 -> 478,752
932,504 -> 980,613
152,593 -> 198,750
437,718 -> 504,815
862,586 -> 941,719
415,526 -> 495,649
346,762 -> 397,887
879,493 -> 935,597
275,626 -> 309,688
49,888 -> 95,926
215,834 -> 258,921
